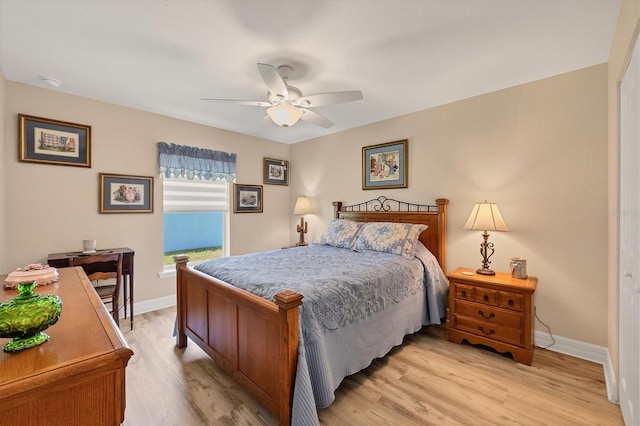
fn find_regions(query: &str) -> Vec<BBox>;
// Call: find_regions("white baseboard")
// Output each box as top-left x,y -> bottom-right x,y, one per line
604,350 -> 618,403
535,330 -> 617,403
131,294 -> 176,316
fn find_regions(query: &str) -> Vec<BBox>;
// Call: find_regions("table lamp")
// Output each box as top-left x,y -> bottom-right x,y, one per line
463,201 -> 509,275
293,196 -> 313,246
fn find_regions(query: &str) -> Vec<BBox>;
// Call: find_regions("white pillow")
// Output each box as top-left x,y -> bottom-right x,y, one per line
354,222 -> 427,259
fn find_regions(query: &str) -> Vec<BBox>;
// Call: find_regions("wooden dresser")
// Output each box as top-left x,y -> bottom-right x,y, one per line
447,267 -> 537,365
0,267 -> 133,425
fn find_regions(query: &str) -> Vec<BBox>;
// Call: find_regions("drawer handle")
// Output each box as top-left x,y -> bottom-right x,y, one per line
483,295 -> 489,302
478,310 -> 495,320
508,299 -> 514,306
461,290 -> 468,297
478,326 -> 495,336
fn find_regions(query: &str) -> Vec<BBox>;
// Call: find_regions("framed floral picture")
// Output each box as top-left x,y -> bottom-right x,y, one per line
234,184 -> 263,213
99,173 -> 154,213
362,139 -> 408,190
19,114 -> 91,168
263,157 -> 289,185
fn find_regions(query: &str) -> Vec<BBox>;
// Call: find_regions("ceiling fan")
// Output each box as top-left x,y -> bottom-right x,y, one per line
202,63 -> 363,128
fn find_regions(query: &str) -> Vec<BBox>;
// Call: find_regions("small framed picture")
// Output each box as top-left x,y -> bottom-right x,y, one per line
234,184 -> 263,213
19,114 -> 91,168
362,139 -> 408,190
263,157 -> 289,185
99,173 -> 154,213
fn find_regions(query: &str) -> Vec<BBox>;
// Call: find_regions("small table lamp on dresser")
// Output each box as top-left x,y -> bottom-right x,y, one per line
463,201 -> 509,275
293,195 -> 313,246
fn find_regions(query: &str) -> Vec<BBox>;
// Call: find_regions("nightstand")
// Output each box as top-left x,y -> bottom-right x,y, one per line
447,267 -> 537,365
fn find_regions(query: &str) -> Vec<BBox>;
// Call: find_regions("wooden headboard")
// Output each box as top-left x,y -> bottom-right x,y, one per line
333,197 -> 449,271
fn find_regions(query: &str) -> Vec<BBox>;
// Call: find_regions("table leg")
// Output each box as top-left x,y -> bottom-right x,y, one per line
129,271 -> 134,331
123,275 -> 128,319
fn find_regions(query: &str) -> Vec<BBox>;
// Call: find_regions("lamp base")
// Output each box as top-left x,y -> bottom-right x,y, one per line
476,268 -> 496,276
296,216 -> 308,246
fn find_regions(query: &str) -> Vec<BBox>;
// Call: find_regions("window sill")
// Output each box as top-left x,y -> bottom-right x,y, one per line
157,259 -> 208,279
158,269 -> 176,279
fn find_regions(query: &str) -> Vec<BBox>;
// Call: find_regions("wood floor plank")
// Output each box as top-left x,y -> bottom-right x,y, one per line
120,307 -> 623,426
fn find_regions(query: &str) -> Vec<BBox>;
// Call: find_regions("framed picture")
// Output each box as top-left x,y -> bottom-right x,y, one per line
362,139 -> 408,190
99,173 -> 154,213
19,114 -> 91,168
234,184 -> 263,213
263,157 -> 289,185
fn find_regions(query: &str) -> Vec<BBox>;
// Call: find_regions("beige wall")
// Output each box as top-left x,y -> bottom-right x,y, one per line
607,0 -> 640,381
3,82 -> 291,304
291,64 -> 608,346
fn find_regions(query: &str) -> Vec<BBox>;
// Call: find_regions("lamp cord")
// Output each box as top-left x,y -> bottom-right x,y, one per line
534,306 -> 556,349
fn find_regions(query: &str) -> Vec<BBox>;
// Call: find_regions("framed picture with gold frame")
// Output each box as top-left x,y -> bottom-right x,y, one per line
99,173 -> 154,213
19,114 -> 91,168
362,139 -> 408,190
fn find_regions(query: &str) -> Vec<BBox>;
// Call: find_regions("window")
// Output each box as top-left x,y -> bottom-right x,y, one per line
162,177 -> 228,269
157,141 -> 235,274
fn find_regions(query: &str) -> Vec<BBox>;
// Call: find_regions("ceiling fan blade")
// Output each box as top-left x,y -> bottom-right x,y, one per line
257,63 -> 289,99
299,108 -> 334,128
297,90 -> 363,108
201,98 -> 271,107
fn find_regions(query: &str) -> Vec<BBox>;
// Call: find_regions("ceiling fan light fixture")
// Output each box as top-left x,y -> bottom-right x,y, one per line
267,104 -> 303,127
203,63 -> 362,129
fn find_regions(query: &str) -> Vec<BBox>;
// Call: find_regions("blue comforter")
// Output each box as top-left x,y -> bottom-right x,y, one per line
194,243 -> 448,425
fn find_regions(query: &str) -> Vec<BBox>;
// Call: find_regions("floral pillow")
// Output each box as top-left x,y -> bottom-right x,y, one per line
354,222 -> 428,259
319,219 -> 365,249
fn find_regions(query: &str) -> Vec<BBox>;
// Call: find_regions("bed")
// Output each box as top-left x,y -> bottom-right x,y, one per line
175,197 -> 449,425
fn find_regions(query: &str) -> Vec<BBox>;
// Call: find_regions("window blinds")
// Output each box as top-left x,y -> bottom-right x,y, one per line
162,178 -> 227,212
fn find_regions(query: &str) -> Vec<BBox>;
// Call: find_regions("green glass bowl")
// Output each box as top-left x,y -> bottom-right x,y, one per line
0,281 -> 63,352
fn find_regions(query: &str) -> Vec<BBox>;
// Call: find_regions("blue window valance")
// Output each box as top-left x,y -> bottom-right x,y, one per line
158,142 -> 236,182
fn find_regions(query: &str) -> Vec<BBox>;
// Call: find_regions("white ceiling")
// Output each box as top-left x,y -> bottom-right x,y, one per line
0,0 -> 620,145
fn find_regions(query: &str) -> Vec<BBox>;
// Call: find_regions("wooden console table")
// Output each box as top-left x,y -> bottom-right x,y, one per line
47,247 -> 135,330
0,267 -> 134,425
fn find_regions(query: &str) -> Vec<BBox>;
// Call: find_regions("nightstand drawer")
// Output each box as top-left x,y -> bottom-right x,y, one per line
498,291 -> 524,311
454,283 -> 474,300
454,315 -> 523,346
475,287 -> 499,305
453,282 -> 524,312
455,300 -> 523,328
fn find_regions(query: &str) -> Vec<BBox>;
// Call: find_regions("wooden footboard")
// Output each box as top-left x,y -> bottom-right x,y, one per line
174,255 -> 303,425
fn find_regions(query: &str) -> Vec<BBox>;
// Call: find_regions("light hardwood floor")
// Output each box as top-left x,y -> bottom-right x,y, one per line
121,307 -> 623,425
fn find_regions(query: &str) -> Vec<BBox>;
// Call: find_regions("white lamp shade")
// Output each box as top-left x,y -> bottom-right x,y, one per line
293,196 -> 313,215
267,104 -> 303,127
463,202 -> 509,231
